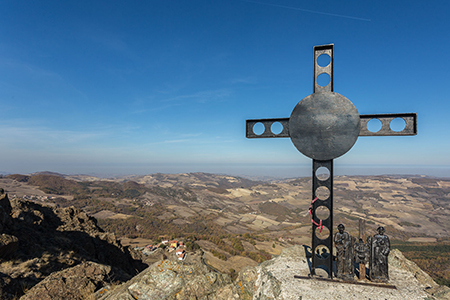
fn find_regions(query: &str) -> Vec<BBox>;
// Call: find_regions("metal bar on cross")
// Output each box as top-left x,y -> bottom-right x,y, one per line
245,44 -> 417,279
358,218 -> 367,280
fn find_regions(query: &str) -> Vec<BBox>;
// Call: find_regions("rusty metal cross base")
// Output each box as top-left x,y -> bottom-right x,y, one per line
294,275 -> 397,290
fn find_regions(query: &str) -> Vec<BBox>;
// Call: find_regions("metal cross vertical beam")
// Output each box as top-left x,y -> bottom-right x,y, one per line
245,44 -> 417,279
310,44 -> 334,277
312,159 -> 333,277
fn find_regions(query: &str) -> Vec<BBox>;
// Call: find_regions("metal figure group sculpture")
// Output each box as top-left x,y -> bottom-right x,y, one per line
334,224 -> 390,282
334,224 -> 354,280
368,226 -> 391,282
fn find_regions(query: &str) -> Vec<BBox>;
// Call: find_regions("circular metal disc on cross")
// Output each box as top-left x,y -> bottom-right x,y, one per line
289,92 -> 360,160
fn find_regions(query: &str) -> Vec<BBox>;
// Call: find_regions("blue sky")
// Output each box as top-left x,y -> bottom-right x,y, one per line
1,0 -> 449,177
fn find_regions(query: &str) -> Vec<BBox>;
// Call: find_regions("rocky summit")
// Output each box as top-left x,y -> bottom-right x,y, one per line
0,191 -> 147,299
98,245 -> 450,300
1,188 -> 450,300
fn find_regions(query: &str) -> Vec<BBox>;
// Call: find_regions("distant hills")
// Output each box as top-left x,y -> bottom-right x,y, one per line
3,172 -> 450,240
1,171 -> 450,288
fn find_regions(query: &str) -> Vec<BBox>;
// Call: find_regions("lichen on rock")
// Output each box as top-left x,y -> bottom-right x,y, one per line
20,261 -> 113,300
99,257 -> 240,300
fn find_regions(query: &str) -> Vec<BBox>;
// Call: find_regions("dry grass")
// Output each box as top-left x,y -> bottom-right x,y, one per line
407,237 -> 437,242
255,241 -> 283,255
203,251 -> 257,273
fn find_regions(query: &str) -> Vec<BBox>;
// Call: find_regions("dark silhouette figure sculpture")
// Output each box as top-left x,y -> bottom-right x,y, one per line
334,224 -> 354,280
315,247 -> 330,259
321,248 -> 330,259
354,238 -> 369,280
368,226 -> 390,282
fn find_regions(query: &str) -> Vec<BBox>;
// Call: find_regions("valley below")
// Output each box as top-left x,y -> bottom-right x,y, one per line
1,171 -> 450,286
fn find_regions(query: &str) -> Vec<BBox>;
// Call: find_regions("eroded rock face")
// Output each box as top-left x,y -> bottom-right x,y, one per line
0,192 -> 13,232
99,258 -> 240,300
5,198 -> 147,278
0,195 -> 147,300
20,262 -> 113,300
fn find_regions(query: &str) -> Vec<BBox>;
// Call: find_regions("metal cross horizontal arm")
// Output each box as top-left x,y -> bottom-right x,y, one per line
245,112 -> 417,138
359,113 -> 417,136
246,118 -> 290,138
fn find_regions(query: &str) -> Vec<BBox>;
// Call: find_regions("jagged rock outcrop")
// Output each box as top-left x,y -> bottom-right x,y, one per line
0,193 -> 147,300
100,245 -> 450,300
0,191 -> 12,232
0,192 -> 17,259
20,261 -> 113,300
99,255 -> 241,300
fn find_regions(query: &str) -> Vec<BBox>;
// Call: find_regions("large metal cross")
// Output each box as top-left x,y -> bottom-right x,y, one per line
245,44 -> 417,279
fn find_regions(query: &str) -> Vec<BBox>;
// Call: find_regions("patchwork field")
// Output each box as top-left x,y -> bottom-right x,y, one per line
2,172 -> 450,284
3,173 -> 450,242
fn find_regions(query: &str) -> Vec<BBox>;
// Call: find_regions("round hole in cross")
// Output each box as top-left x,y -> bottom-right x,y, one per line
317,54 -> 331,67
315,186 -> 330,200
367,118 -> 382,133
315,205 -> 330,220
390,117 -> 406,132
314,265 -> 330,277
252,122 -> 265,135
316,167 -> 330,181
315,226 -> 330,240
314,245 -> 331,262
317,73 -> 331,87
270,122 -> 283,135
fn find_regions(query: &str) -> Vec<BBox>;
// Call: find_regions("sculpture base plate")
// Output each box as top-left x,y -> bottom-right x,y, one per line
294,275 -> 397,290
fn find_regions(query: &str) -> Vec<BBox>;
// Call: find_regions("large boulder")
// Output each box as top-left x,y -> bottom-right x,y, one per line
20,261 -> 113,300
99,257 -> 240,300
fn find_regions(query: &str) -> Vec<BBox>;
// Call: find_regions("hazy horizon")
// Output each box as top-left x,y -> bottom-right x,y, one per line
2,163 -> 449,180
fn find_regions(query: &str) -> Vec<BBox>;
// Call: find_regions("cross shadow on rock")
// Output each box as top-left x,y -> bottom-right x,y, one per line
303,245 -> 312,272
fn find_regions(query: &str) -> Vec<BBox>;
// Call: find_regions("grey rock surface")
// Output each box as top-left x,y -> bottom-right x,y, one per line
99,258 -> 240,300
235,245 -> 450,300
102,245 -> 450,300
20,261 -> 113,300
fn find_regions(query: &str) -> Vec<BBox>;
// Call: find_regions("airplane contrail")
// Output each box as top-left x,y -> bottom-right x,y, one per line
238,0 -> 371,22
